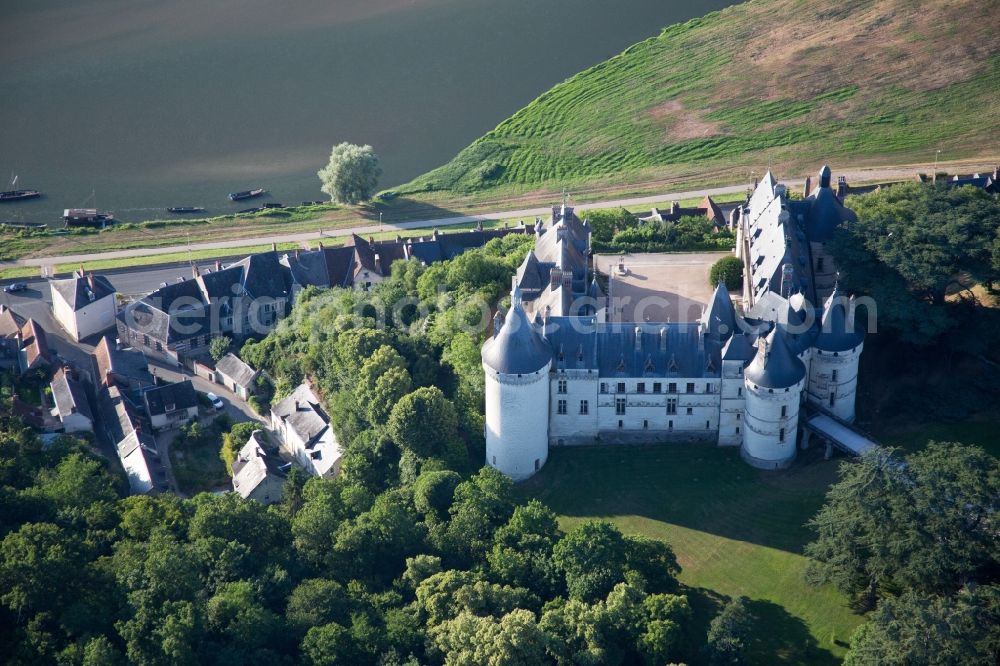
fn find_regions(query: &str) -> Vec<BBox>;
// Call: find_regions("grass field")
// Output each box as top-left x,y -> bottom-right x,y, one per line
399,0 -> 1000,200
517,416 -> 1000,664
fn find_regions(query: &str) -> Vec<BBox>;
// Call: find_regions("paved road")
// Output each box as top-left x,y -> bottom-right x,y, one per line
5,183 -> 755,268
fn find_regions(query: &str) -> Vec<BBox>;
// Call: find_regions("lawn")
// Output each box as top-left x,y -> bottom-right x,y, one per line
518,444 -> 859,664
167,416 -> 231,496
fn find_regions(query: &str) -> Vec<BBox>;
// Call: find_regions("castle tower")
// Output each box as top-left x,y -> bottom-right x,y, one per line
808,284 -> 864,422
482,285 -> 553,480
741,326 -> 806,469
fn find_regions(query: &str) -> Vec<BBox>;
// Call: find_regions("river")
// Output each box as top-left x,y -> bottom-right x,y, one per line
1,0 -> 734,224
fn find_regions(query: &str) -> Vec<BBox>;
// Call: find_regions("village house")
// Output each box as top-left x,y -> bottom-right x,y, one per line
215,353 -> 259,400
231,430 -> 287,504
102,384 -> 165,494
50,269 -> 117,342
270,383 -> 342,478
142,380 -> 199,431
49,366 -> 94,433
17,319 -> 51,374
116,250 -> 291,366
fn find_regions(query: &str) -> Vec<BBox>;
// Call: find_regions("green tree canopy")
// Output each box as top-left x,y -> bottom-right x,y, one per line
709,255 -> 744,291
317,142 -> 382,204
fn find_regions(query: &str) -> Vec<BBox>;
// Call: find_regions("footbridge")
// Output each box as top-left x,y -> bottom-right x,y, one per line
801,405 -> 879,459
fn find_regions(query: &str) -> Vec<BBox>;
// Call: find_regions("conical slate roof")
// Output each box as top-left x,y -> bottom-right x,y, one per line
805,165 -> 858,242
515,251 -> 543,291
814,285 -> 864,352
482,290 -> 552,375
704,282 -> 736,339
745,325 -> 805,389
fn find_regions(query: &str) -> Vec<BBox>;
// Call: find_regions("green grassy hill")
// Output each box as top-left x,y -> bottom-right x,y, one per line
399,0 -> 1000,198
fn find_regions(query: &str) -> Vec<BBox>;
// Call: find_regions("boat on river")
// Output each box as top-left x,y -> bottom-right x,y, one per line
167,206 -> 206,214
0,189 -> 41,202
64,208 -> 114,227
228,188 -> 265,201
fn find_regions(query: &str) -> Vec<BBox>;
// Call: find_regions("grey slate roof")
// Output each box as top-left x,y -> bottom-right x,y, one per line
814,286 -> 864,352
272,384 -> 330,446
482,292 -> 553,375
51,273 -> 115,310
745,326 -> 805,389
143,380 -> 198,416
232,430 -> 285,499
703,283 -> 736,340
721,332 -> 757,362
794,166 -> 858,243
216,353 -> 257,388
50,367 -> 94,422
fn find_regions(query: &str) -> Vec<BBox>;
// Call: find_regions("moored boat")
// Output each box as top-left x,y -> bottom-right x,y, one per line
228,188 -> 265,201
64,208 -> 114,227
167,206 -> 206,214
0,189 -> 41,202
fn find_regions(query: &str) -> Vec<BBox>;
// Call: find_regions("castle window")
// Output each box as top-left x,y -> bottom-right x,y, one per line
579,400 -> 589,415
653,382 -> 662,394
617,382 -> 626,394
643,420 -> 649,430
668,420 -> 673,430
666,398 -> 677,414
736,426 -> 741,434
600,382 -> 608,394
686,407 -> 693,416
706,420 -> 710,429
705,382 -> 712,393
557,379 -> 567,394
738,387 -> 743,396
686,382 -> 695,394
615,398 -> 626,415
829,392 -> 836,407
816,256 -> 824,271
736,413 -> 741,421
535,459 -> 540,471
831,369 -> 838,382
779,428 -> 786,442
618,419 -> 623,429
781,405 -> 787,418
637,382 -> 645,394
557,400 -> 567,415
668,382 -> 677,393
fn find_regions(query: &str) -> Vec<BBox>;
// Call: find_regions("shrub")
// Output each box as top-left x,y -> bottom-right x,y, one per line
709,256 -> 743,291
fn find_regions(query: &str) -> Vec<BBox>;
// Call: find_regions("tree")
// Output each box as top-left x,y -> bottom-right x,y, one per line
317,142 -> 382,204
845,587 -> 1000,666
488,499 -> 563,598
285,578 -> 350,636
209,336 -> 232,362
709,255 -> 743,291
413,470 -> 462,522
387,387 -> 463,462
355,346 -> 412,426
553,521 -> 629,602
302,622 -> 361,665
706,596 -> 752,665
805,443 -> 999,608
441,467 -> 515,566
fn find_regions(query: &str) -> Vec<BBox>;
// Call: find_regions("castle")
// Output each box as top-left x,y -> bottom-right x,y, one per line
482,166 -> 865,480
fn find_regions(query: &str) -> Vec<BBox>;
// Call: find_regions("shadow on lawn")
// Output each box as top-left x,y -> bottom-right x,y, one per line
518,442 -> 840,553
682,588 -> 840,666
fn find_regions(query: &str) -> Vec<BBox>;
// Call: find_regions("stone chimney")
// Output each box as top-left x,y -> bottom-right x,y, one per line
803,176 -> 812,198
432,229 -> 440,240
374,253 -> 383,274
368,236 -> 374,245
659,327 -> 668,352
215,260 -> 222,272
634,326 -> 642,351
670,201 -> 680,216
87,274 -> 96,292
192,263 -> 200,278
550,268 -> 562,290
79,263 -> 86,277
271,242 -> 277,252
317,241 -> 324,250
492,311 -> 503,338
561,271 -> 572,292
837,175 -> 848,200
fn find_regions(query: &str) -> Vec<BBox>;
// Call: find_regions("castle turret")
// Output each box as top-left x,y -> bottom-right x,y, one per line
741,326 -> 805,469
702,281 -> 736,340
482,285 -> 553,480
808,284 -> 864,422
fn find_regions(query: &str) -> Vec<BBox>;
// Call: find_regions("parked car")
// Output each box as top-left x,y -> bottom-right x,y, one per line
3,282 -> 27,293
206,392 -> 225,410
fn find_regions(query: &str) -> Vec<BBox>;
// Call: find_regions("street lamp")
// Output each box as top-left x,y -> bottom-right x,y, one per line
379,211 -> 383,234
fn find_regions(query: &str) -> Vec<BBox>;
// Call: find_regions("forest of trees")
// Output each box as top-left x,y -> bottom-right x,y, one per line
586,208 -> 734,254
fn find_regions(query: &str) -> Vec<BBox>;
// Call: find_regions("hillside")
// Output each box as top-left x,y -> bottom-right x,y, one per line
398,0 -> 1000,198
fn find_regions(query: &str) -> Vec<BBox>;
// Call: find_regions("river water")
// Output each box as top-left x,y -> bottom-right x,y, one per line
1,0 -> 733,224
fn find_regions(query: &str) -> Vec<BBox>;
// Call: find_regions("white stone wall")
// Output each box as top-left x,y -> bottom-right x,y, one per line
592,377 -> 721,439
717,360 -> 746,446
741,377 -> 802,469
485,362 -> 551,481
53,290 -> 116,342
807,343 -> 863,422
548,370 -> 599,444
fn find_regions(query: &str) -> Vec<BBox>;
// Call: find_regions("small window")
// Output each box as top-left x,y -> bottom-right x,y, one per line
668,420 -> 673,430
557,399 -> 567,415
817,256 -> 824,271
668,382 -> 677,393
779,428 -> 785,442
492,456 -> 496,465
615,398 -> 626,415
831,369 -> 838,382
600,382 -> 608,394
643,420 -> 648,429
618,419 -> 623,429
666,398 -> 677,414
653,382 -> 662,394
781,405 -> 787,418
534,458 -> 540,471
736,413 -> 741,421
738,387 -> 743,397
686,382 -> 695,394
736,426 -> 741,434
705,382 -> 712,393
637,382 -> 645,394
706,420 -> 710,429
579,400 -> 589,415
686,407 -> 693,416
829,392 -> 836,407
617,382 -> 626,394
557,379 -> 567,394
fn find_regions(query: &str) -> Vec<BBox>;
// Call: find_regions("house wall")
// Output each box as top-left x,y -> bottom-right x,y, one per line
592,377 -> 721,439
718,360 -> 747,446
548,369 -> 599,444
149,405 -> 198,431
59,411 -> 93,433
247,475 -> 284,505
